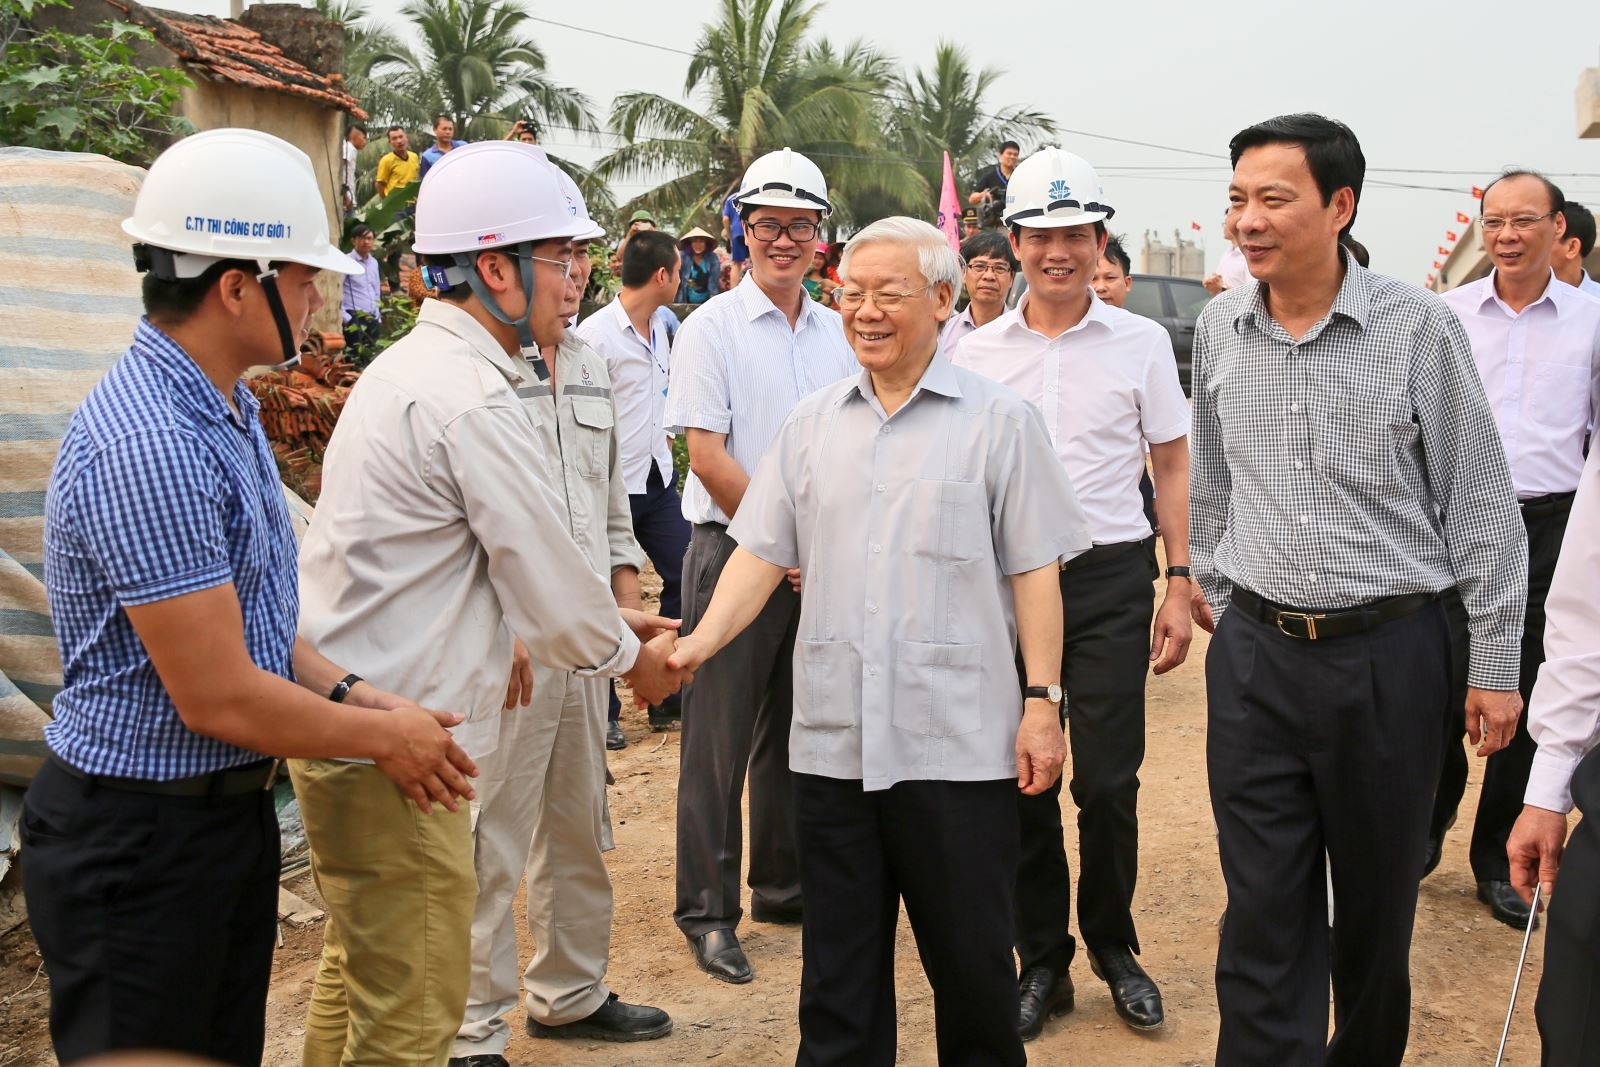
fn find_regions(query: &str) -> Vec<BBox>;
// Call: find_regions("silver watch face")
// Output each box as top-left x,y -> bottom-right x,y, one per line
1048,684 -> 1063,704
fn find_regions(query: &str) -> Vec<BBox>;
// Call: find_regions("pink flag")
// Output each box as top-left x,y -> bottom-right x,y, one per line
937,151 -> 961,252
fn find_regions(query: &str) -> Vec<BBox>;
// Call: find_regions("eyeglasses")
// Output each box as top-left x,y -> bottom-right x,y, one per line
965,261 -> 1013,277
831,283 -> 934,311
529,254 -> 575,279
747,220 -> 820,243
1480,212 -> 1557,234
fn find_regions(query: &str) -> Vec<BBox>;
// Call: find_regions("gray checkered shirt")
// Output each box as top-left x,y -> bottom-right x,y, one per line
1189,256 -> 1527,690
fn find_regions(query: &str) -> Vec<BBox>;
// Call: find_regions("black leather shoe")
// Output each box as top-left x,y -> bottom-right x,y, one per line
1089,946 -> 1164,1031
527,992 -> 672,1042
605,721 -> 626,750
647,705 -> 681,731
448,1056 -> 509,1067
1478,880 -> 1537,930
1017,965 -> 1075,1041
689,928 -> 753,983
749,901 -> 803,925
1422,811 -> 1456,879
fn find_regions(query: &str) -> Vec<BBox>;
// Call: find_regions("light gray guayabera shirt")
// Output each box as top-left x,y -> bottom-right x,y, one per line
729,350 -> 1091,791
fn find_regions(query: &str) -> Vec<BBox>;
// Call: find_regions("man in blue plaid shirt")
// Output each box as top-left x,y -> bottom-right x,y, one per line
21,130 -> 477,1067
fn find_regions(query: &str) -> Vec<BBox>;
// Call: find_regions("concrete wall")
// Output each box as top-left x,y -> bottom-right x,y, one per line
178,82 -> 347,333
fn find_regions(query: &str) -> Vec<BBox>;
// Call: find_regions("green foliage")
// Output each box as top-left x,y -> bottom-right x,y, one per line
0,0 -> 192,165
343,293 -> 418,371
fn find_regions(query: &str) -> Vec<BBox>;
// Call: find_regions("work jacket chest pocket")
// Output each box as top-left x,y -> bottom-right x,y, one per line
569,398 -> 615,480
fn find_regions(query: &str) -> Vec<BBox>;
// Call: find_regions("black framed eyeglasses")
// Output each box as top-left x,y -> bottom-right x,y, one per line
747,220 -> 820,243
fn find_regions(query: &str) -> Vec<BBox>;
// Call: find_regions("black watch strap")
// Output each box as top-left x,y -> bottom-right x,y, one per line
329,673 -> 362,704
1166,566 -> 1192,580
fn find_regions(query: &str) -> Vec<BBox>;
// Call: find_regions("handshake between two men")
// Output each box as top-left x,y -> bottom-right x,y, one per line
503,607 -> 699,715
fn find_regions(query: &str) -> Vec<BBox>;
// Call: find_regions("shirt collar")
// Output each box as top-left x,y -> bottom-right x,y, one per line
735,272 -> 821,329
416,298 -> 525,386
999,289 -> 1117,340
1478,268 -> 1572,318
1233,245 -> 1372,335
842,348 -> 963,411
131,318 -> 258,430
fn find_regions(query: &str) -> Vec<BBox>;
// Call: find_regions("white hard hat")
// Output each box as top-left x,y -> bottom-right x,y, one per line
548,163 -> 605,242
414,141 -> 575,253
732,147 -> 832,217
122,128 -> 360,278
1003,148 -> 1115,229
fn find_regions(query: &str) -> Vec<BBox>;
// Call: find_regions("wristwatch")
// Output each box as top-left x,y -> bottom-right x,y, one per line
1024,684 -> 1063,706
1166,566 -> 1192,581
328,673 -> 363,704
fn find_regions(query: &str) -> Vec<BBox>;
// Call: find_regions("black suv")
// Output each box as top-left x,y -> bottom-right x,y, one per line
1125,274 -> 1212,394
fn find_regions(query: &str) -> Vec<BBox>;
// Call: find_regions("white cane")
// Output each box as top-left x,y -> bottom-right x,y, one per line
1492,882 -> 1541,1067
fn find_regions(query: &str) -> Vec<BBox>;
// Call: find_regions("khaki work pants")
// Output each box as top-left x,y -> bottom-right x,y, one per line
290,758 -> 476,1067
452,671 -> 613,1057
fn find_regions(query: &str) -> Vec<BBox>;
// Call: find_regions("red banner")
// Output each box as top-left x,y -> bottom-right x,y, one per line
1470,186 -> 1485,199
1446,231 -> 1458,242
1456,211 -> 1472,223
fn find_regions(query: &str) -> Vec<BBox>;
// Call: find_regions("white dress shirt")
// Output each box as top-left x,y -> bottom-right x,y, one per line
663,274 -> 856,525
940,304 -> 981,349
1581,271 -> 1600,300
1218,245 -> 1252,290
949,291 -> 1190,545
575,298 -> 674,494
341,139 -> 357,199
732,352 -> 1091,790
298,300 -> 640,759
1525,440 -> 1600,812
1442,270 -> 1600,498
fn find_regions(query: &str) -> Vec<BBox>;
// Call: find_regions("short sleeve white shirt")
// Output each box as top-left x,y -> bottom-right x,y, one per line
949,291 -> 1190,545
663,275 -> 856,525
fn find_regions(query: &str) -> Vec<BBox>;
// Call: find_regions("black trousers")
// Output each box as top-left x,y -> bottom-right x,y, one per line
1428,504 -> 1568,880
1536,747 -> 1600,1063
793,773 -> 1024,1067
1208,597 -> 1449,1067
675,522 -> 802,936
20,757 -> 280,1066
1015,544 -> 1153,974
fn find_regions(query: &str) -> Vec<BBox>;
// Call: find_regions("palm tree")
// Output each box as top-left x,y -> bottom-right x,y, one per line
369,0 -> 598,144
889,41 -> 1056,208
594,0 -> 928,232
315,0 -> 422,133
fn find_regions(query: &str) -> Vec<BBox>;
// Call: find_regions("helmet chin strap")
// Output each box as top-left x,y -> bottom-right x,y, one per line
452,242 -> 549,380
255,262 -> 299,367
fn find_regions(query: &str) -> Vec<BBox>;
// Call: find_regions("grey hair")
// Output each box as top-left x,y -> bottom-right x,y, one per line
838,216 -> 963,291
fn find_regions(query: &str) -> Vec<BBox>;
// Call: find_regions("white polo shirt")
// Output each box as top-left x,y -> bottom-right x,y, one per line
663,274 -> 856,525
949,291 -> 1190,545
1442,270 -> 1600,498
575,297 -> 674,494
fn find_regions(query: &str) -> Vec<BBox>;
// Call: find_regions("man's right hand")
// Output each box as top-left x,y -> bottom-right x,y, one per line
1508,804 -> 1569,904
1203,273 -> 1226,296
624,630 -> 692,707
1190,585 -> 1216,634
375,706 -> 478,814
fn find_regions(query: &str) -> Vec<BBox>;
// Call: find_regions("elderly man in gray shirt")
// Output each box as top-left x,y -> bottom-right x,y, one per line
670,217 -> 1090,1067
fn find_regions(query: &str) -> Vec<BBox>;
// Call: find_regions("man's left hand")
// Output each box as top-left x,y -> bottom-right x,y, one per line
504,638 -> 533,709
1465,687 -> 1523,757
785,567 -> 802,594
1016,702 -> 1066,795
1150,585 -> 1193,675
620,608 -> 681,643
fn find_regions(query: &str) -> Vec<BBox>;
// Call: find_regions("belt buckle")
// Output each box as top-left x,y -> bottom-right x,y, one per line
1275,611 -> 1326,640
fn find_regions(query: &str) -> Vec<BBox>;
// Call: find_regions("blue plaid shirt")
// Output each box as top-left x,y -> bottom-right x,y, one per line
43,319 -> 300,779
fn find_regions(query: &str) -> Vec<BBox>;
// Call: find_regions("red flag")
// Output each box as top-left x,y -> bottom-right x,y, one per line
1470,186 -> 1485,199
1446,231 -> 1458,242
1456,211 -> 1472,223
1437,246 -> 1450,256
1426,274 -> 1436,285
1433,260 -> 1443,269
1190,221 -> 1202,231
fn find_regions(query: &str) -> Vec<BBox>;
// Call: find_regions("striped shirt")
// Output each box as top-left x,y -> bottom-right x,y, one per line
663,274 -> 856,525
1190,253 -> 1527,691
43,319 -> 299,778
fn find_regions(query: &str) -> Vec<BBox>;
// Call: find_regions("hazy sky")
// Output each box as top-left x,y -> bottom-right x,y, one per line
169,0 -> 1600,281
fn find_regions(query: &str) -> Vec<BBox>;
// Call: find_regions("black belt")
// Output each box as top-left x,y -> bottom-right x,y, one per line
1519,491 -> 1575,521
1061,540 -> 1144,573
49,753 -> 279,797
1230,587 -> 1436,641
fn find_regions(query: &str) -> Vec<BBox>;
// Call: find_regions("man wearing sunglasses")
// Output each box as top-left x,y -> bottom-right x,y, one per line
666,148 -> 857,984
1430,171 -> 1600,929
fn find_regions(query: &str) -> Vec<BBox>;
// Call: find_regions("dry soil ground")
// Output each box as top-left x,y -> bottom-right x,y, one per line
0,575 -> 1550,1065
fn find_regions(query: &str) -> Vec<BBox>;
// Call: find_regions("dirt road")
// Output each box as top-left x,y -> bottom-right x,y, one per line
0,588 -> 1548,1065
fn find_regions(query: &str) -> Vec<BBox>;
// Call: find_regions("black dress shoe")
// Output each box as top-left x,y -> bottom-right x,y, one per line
1478,880 -> 1537,930
647,705 -> 681,731
605,720 -> 627,750
749,901 -> 803,925
689,928 -> 753,983
1422,811 -> 1456,879
527,992 -> 672,1042
1089,946 -> 1164,1031
448,1056 -> 509,1067
1017,965 -> 1075,1041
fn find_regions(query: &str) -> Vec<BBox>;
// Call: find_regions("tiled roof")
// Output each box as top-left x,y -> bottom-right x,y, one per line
106,1 -> 366,119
